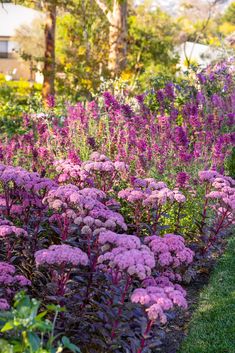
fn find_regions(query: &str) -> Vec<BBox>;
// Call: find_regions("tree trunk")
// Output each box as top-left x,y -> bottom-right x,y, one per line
42,2 -> 56,101
95,0 -> 127,76
108,0 -> 127,76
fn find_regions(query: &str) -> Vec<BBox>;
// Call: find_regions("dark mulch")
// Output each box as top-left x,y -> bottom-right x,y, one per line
155,272 -> 210,353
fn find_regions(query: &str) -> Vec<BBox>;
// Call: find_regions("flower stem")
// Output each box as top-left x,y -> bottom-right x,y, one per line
137,320 -> 153,353
111,276 -> 131,339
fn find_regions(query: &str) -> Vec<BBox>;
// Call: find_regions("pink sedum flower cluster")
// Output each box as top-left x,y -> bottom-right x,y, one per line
0,261 -> 31,310
55,153 -> 128,192
35,244 -> 89,267
54,159 -> 91,186
145,234 -> 194,268
198,170 -> 220,182
0,218 -> 28,260
82,152 -> 128,174
200,171 -> 235,228
81,152 -> 129,192
99,230 -> 141,249
131,276 -> 187,323
0,164 -> 56,219
35,245 -> 89,296
98,231 -> 155,280
144,187 -> 186,206
0,219 -> 28,238
0,164 -> 56,194
119,177 -> 186,209
44,184 -> 127,240
206,175 -> 235,210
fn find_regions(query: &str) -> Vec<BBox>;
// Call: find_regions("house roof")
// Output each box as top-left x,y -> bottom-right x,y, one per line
0,3 -> 42,37
178,41 -> 225,68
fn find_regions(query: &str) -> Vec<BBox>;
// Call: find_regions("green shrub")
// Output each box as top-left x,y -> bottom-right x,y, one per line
0,292 -> 81,353
225,146 -> 235,178
0,78 -> 42,136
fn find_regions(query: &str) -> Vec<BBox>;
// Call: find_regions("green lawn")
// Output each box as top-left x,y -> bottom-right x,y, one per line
180,236 -> 235,353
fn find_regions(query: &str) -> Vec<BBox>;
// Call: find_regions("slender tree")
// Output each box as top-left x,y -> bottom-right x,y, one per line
41,1 -> 56,100
95,0 -> 127,76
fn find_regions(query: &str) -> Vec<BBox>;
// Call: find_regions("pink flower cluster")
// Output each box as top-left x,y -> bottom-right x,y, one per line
0,261 -> 31,310
206,175 -> 235,206
99,230 -> 141,249
0,219 -> 28,238
54,159 -> 92,187
44,184 -> 106,210
118,177 -> 186,206
81,152 -> 129,192
0,164 -> 56,219
118,188 -> 146,203
44,184 -> 127,240
35,244 -> 89,267
82,152 -> 128,173
54,153 -> 128,192
98,231 -> 194,283
131,276 -> 187,323
143,187 -> 186,206
202,172 -> 235,231
145,234 -> 194,268
98,231 -> 155,280
35,245 -> 89,296
0,218 -> 28,260
198,170 -> 219,182
0,164 -> 56,194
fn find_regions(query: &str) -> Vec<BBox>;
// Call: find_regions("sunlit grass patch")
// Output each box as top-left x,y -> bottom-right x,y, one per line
180,237 -> 235,353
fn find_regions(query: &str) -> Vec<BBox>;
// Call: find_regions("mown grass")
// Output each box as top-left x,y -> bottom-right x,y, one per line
180,236 -> 235,353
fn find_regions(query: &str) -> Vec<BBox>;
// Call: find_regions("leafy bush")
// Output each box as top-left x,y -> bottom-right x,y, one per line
0,77 -> 42,136
0,291 -> 80,353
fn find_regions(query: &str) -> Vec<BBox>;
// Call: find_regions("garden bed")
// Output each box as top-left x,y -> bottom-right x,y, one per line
0,59 -> 234,352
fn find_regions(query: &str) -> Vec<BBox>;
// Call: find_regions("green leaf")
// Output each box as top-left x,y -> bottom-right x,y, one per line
27,332 -> 41,350
36,311 -> 48,320
61,336 -> 81,353
32,321 -> 52,332
46,304 -> 66,313
10,340 -> 23,352
1,321 -> 14,332
0,339 -> 14,353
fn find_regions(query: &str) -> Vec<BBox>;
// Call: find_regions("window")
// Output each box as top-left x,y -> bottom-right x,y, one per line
0,41 -> 8,58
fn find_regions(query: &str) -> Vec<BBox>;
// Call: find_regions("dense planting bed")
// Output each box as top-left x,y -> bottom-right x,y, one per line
0,60 -> 234,352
